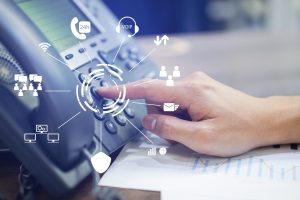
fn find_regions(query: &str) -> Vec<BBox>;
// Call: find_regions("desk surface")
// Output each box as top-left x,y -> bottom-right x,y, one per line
1,31 -> 300,199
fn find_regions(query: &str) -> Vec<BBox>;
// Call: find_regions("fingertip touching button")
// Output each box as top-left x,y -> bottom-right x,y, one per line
90,86 -> 102,100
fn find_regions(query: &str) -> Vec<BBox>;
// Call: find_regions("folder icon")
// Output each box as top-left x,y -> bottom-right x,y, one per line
163,103 -> 179,112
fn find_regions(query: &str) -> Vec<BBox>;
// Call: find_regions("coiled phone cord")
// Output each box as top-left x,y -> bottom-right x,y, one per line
16,164 -> 38,200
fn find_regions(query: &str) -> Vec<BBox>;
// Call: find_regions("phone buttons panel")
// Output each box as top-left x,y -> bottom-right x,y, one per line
105,120 -> 117,134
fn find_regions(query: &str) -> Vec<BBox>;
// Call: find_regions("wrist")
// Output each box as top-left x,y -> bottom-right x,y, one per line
258,96 -> 300,146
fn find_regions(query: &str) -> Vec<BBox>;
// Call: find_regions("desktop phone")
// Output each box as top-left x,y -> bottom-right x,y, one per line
0,0 -> 158,197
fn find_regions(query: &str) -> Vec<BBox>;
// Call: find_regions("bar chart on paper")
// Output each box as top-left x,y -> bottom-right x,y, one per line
191,145 -> 300,182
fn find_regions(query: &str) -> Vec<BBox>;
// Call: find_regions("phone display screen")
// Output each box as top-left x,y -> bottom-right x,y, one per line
15,0 -> 100,51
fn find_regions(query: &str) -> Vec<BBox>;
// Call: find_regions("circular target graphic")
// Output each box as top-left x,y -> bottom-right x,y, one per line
76,64 -> 129,117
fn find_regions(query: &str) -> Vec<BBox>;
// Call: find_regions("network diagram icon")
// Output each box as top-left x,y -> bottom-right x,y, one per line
14,74 -> 43,97
24,124 -> 59,144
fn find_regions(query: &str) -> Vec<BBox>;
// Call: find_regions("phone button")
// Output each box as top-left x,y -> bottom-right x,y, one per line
94,112 -> 105,121
114,114 -> 126,126
65,54 -> 74,60
129,53 -> 138,61
78,73 -> 88,83
105,121 -> 117,134
97,51 -> 111,64
100,80 -> 109,87
125,60 -> 137,70
78,48 -> 86,53
90,42 -> 97,47
118,51 -> 128,60
128,47 -> 138,54
124,107 -> 135,118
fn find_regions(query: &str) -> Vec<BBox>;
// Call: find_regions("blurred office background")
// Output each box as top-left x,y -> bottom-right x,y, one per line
103,0 -> 300,35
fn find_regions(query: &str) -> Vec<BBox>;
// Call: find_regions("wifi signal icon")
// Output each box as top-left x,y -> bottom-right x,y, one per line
39,42 -> 51,52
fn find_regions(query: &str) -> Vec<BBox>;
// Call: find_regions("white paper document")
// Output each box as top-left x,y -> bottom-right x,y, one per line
100,133 -> 300,200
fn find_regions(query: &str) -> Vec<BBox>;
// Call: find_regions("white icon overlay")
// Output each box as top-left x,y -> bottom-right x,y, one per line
159,66 -> 181,86
38,42 -> 51,52
159,147 -> 167,155
24,124 -> 59,144
115,16 -> 139,38
70,17 -> 91,40
148,147 -> 157,156
154,35 -> 169,46
14,74 -> 43,97
76,64 -> 129,117
163,103 -> 179,112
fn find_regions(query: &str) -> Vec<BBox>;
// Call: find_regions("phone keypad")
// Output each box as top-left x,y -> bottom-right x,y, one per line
114,114 -> 127,126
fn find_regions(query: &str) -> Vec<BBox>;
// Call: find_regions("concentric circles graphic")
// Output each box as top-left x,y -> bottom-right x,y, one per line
76,64 -> 129,117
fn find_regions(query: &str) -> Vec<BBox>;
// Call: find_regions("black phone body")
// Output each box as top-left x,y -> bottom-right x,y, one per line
0,0 -> 158,196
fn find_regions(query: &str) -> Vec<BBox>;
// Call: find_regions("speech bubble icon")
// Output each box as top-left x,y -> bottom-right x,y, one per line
14,74 -> 22,81
29,74 -> 38,81
33,76 -> 42,83
18,75 -> 28,82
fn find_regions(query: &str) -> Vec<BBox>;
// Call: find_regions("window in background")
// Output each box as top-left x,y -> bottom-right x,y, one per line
103,0 -> 300,35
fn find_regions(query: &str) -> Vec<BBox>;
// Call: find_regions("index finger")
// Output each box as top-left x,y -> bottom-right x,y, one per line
97,79 -> 179,103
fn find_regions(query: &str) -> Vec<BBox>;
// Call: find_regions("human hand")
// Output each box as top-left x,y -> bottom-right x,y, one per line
97,72 -> 300,157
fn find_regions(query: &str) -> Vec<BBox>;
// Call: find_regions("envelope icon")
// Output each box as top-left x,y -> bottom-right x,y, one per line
163,103 -> 179,112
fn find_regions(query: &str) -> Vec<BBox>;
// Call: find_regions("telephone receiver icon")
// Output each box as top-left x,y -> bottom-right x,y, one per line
70,17 -> 86,40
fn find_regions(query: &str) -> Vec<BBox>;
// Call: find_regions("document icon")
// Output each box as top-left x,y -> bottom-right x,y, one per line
163,103 -> 179,112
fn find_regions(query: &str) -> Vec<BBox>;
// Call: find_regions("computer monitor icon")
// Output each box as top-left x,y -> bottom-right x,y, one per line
47,133 -> 59,143
36,124 -> 48,133
24,133 -> 36,143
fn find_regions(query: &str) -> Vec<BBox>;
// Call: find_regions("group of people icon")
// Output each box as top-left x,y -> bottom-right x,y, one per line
14,81 -> 42,97
159,66 -> 181,86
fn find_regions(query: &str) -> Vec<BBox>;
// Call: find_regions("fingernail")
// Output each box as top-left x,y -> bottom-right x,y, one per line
143,116 -> 157,131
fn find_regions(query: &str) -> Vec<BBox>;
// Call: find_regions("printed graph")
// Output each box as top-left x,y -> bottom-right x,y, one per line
191,145 -> 300,182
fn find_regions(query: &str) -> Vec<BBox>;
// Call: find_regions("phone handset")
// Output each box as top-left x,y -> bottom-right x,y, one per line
70,17 -> 86,40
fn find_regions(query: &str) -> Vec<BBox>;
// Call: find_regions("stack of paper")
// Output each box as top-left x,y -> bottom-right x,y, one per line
100,133 -> 300,200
